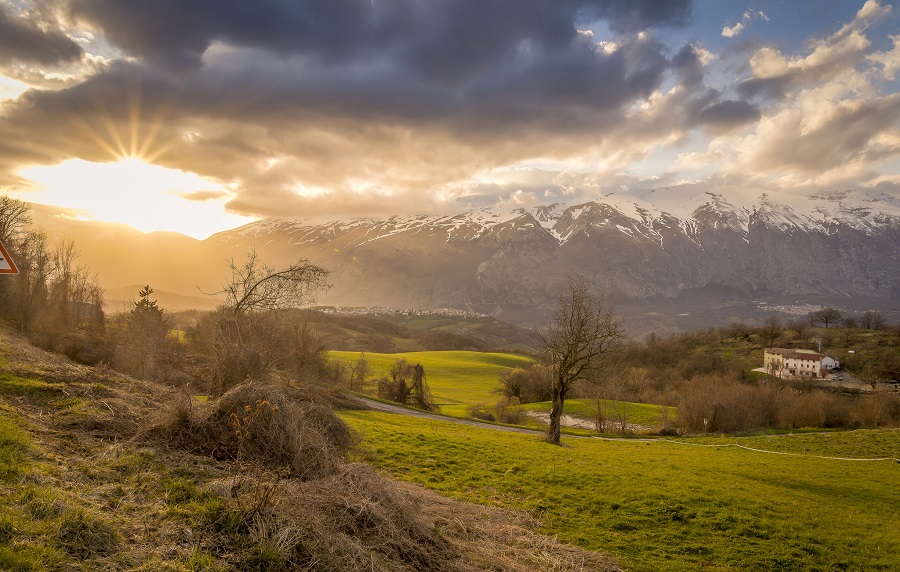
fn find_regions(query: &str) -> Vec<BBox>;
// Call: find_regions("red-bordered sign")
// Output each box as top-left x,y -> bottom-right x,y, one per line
0,239 -> 18,274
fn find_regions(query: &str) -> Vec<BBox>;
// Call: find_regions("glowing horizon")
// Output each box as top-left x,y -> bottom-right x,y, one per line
14,158 -> 258,240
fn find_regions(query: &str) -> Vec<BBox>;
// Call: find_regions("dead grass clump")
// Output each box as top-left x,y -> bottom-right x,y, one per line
253,465 -> 622,572
270,463 -> 456,571
146,381 -> 353,480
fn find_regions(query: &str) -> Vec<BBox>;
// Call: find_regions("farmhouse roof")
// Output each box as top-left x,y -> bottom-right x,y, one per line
765,348 -> 825,361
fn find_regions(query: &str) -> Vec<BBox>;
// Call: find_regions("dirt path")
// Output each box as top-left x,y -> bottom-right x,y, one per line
523,411 -> 655,433
355,396 -> 551,436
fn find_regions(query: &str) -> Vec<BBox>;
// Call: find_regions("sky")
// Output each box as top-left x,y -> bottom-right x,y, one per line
1,0 -> 899,239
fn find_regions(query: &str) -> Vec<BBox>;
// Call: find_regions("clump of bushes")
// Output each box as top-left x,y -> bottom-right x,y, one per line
498,365 -> 552,404
676,374 -> 900,433
467,403 -> 496,422
376,359 -> 438,411
143,381 -> 465,571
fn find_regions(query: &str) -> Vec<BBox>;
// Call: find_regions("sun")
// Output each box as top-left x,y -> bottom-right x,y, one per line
7,75 -> 258,239
16,158 -> 257,239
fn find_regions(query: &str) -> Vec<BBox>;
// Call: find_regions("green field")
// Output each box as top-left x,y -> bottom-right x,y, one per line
343,410 -> 900,572
329,350 -> 533,416
331,350 -> 674,429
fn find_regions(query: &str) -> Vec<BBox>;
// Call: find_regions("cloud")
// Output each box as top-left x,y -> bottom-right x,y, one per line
721,9 -> 768,39
179,189 -> 229,201
0,1 -> 704,218
0,0 -> 897,224
0,4 -> 83,65
721,22 -> 744,39
869,34 -> 900,79
738,1 -> 891,100
66,0 -> 691,71
722,20 -> 900,191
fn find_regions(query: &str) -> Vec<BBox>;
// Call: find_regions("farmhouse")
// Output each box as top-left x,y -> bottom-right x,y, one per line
763,348 -> 840,380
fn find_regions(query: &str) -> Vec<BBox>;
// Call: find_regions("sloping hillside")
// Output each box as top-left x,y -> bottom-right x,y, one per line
0,330 -> 619,571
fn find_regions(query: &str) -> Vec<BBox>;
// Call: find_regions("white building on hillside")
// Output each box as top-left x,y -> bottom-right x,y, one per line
764,348 -> 840,380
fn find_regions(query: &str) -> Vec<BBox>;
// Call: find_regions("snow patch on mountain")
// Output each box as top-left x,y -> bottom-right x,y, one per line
213,186 -> 900,248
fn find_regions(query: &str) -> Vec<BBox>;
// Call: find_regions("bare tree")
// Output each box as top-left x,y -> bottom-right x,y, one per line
787,318 -> 808,340
727,321 -> 750,340
860,311 -> 886,331
541,276 -> 624,445
759,316 -> 782,347
0,196 -> 31,317
377,359 -> 437,411
216,248 -> 330,315
348,352 -> 371,390
0,195 -> 31,247
198,250 -> 330,393
809,307 -> 842,328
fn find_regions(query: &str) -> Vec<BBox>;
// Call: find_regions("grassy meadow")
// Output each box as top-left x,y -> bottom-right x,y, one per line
329,350 -> 534,417
330,350 -> 675,429
343,409 -> 900,572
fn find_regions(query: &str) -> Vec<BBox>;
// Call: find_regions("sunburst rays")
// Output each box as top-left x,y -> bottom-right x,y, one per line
73,79 -> 180,165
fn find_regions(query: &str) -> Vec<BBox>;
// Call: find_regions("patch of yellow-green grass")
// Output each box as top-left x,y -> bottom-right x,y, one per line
0,405 -> 232,571
0,412 -> 29,484
0,373 -> 79,410
330,350 -> 533,414
342,410 -> 900,572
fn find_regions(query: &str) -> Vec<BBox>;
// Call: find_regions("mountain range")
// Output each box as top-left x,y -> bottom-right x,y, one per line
29,186 -> 900,335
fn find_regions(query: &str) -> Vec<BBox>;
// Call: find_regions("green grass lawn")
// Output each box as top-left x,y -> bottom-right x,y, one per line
342,410 -> 900,572
329,350 -> 533,416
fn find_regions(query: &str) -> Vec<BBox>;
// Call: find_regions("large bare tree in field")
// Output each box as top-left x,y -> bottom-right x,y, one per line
541,276 -> 624,445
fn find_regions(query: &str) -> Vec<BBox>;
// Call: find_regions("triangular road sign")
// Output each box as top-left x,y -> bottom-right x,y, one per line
0,239 -> 18,274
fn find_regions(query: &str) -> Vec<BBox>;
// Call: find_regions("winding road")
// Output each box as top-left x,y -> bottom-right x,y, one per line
354,396 -> 554,436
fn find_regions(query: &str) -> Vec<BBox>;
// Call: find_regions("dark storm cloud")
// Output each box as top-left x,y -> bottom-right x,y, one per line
0,4 -> 83,65
695,99 -> 759,131
671,42 -> 703,85
66,0 -> 690,71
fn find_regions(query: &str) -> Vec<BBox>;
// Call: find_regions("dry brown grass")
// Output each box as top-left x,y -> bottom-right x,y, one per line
142,380 -> 354,480
202,462 -> 622,572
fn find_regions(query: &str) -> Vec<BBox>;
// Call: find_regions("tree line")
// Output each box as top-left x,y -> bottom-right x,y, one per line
0,196 -> 332,396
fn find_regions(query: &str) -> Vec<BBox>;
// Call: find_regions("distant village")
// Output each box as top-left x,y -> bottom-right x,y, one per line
314,306 -> 488,319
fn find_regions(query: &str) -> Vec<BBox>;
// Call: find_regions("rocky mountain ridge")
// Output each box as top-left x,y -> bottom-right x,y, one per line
205,188 -> 900,330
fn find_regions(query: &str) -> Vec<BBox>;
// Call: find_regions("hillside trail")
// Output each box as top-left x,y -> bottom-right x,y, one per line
355,396 -> 595,438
